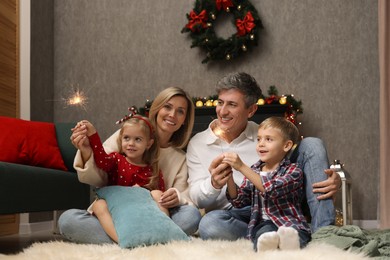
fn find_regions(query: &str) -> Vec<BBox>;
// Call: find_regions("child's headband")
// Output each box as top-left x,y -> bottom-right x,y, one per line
116,106 -> 154,135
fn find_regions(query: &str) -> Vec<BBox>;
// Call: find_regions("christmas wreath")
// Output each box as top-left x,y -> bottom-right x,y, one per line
181,0 -> 263,64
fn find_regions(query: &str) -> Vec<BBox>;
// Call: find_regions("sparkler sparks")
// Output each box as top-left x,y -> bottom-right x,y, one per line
63,86 -> 88,110
212,121 -> 230,139
213,125 -> 225,138
212,121 -> 231,153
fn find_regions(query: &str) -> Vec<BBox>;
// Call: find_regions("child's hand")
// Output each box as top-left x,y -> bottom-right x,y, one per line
222,152 -> 244,171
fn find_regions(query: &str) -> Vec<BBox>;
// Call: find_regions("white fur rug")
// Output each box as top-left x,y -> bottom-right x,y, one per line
1,238 -> 368,260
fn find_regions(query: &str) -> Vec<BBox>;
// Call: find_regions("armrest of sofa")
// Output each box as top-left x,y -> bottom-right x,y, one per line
55,122 -> 77,173
0,162 -> 90,214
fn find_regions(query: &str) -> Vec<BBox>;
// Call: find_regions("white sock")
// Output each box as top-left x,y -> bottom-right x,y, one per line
256,231 -> 279,252
277,226 -> 300,250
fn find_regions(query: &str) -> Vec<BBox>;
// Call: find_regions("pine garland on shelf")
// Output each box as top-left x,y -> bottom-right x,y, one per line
140,86 -> 303,126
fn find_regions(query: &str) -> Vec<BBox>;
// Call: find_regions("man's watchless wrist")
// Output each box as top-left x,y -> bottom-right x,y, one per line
211,179 -> 223,190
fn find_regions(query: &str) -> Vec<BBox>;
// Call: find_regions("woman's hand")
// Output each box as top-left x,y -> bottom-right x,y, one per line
313,169 -> 341,200
159,188 -> 180,208
71,122 -> 88,148
70,122 -> 92,163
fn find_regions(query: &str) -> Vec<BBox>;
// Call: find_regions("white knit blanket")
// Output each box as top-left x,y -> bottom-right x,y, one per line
1,238 -> 369,260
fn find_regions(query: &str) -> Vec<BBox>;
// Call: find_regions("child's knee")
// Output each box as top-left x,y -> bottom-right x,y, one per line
93,199 -> 108,214
150,190 -> 162,200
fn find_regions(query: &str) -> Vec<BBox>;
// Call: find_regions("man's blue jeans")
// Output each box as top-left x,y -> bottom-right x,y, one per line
298,137 -> 335,233
198,206 -> 251,240
198,137 -> 335,240
58,204 -> 201,244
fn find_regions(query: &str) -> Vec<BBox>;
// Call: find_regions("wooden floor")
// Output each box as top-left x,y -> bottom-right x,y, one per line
0,230 -> 64,255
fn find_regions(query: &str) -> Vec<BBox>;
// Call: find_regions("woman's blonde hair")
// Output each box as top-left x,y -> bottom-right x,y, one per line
117,116 -> 160,190
148,87 -> 195,149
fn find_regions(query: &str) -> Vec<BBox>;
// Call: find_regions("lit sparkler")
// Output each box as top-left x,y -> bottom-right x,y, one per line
212,121 -> 230,153
213,125 -> 225,138
63,86 -> 88,110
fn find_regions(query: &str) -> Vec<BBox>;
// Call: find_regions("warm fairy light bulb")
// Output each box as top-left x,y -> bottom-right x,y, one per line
205,100 -> 213,106
257,98 -> 265,105
279,96 -> 287,105
196,100 -> 204,107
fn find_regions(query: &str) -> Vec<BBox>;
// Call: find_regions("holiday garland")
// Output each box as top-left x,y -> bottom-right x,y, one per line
140,86 -> 303,125
181,0 -> 263,63
261,86 -> 303,125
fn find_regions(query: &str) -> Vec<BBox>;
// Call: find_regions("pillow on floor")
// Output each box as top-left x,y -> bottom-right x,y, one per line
96,186 -> 189,248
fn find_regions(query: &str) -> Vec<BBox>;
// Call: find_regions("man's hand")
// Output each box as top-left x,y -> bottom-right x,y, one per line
208,154 -> 233,189
312,169 -> 341,200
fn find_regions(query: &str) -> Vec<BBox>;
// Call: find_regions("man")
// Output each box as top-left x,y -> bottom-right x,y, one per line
187,72 -> 338,240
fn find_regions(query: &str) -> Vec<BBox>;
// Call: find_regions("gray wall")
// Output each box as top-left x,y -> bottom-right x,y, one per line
31,0 -> 54,122
34,0 -> 378,221
30,0 -> 54,223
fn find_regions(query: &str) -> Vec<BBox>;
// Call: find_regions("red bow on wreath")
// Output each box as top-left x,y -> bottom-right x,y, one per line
186,10 -> 208,32
216,0 -> 233,11
236,11 -> 255,36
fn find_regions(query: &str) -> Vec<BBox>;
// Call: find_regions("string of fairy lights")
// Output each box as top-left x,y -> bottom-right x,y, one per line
189,85 -> 303,127
192,97 -> 301,128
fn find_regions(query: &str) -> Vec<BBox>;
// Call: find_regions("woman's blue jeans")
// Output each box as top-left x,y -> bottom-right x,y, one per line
58,204 -> 201,244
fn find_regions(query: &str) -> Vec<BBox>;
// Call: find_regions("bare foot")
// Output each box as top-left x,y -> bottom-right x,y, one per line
277,226 -> 300,250
256,231 -> 279,252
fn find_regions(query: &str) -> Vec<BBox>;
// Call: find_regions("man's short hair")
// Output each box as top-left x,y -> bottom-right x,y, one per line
216,72 -> 262,108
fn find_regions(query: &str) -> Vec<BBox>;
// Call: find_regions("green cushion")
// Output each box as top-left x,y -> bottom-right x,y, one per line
96,186 -> 189,248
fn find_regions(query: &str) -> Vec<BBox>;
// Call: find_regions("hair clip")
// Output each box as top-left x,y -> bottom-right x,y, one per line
115,106 -> 138,124
115,106 -> 154,135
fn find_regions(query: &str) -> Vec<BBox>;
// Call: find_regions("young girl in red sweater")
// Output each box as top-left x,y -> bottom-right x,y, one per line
78,113 -> 166,243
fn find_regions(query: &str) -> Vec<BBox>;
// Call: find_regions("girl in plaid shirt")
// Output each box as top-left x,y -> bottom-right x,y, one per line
224,117 -> 311,252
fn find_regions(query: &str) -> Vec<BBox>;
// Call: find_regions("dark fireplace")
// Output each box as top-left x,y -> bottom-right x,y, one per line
192,104 -> 288,136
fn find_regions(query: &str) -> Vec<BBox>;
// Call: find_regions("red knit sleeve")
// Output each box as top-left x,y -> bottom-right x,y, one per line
89,132 -> 117,173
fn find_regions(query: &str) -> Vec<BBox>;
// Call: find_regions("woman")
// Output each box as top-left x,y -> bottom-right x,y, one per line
58,87 -> 201,244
